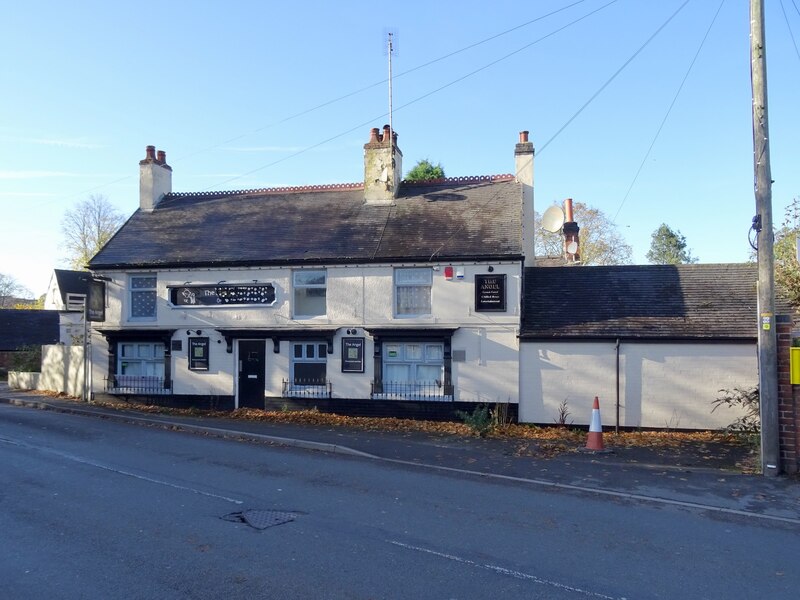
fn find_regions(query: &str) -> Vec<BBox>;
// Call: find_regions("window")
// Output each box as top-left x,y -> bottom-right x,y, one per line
291,342 -> 328,385
293,270 -> 326,317
383,342 -> 444,386
370,330 -> 454,401
115,342 -> 166,392
285,341 -> 330,399
395,268 -> 432,316
65,293 -> 86,312
130,275 -> 157,320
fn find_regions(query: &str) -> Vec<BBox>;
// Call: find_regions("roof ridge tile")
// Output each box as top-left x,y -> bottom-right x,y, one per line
167,182 -> 365,199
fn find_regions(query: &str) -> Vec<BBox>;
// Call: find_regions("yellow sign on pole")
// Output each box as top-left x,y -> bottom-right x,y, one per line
791,347 -> 800,385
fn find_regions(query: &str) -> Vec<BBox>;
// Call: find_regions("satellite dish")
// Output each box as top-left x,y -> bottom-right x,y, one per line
566,241 -> 579,254
541,205 -> 565,233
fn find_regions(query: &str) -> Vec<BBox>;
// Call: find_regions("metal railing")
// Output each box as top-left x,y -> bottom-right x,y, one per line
281,378 -> 332,399
105,375 -> 171,395
371,380 -> 454,401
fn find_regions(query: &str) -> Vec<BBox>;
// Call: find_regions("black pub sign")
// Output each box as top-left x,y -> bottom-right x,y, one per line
87,279 -> 106,322
170,283 -> 276,306
341,337 -> 365,373
475,274 -> 506,312
188,337 -> 210,371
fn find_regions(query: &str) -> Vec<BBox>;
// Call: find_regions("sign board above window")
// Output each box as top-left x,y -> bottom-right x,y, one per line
169,283 -> 276,307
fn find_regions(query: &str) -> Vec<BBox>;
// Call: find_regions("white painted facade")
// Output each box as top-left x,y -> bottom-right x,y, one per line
44,271 -> 87,345
519,341 -> 756,429
10,345 -> 84,397
90,261 -> 521,407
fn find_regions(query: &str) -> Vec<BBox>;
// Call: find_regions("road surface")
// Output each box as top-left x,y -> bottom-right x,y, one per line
1,404 -> 797,599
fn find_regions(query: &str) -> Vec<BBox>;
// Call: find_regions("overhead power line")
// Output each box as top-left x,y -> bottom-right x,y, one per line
612,0 -> 726,223
45,0 -> 606,205
205,0 -> 619,191
780,0 -> 800,64
536,0 -> 692,157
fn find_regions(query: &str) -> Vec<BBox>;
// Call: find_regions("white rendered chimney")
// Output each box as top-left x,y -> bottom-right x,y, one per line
515,131 -> 535,261
364,125 -> 403,205
139,145 -> 172,212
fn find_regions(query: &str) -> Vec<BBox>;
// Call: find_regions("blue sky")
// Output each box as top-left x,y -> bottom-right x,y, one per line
1,0 -> 799,297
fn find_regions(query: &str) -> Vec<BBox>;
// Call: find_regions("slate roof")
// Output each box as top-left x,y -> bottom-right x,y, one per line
53,269 -> 91,304
89,176 -> 522,269
521,263 -> 774,341
0,310 -> 60,351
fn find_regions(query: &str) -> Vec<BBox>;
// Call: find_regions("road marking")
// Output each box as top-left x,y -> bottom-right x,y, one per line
388,540 -> 625,599
0,435 -> 243,505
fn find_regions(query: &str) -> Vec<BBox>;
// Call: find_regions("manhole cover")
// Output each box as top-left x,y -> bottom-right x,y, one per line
221,509 -> 300,530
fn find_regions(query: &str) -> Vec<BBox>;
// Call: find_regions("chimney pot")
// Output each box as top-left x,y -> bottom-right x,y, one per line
519,131 -> 529,143
140,144 -> 172,211
564,198 -> 574,222
364,125 -> 402,205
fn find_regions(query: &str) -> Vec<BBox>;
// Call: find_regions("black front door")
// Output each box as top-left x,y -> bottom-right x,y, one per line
238,340 -> 266,409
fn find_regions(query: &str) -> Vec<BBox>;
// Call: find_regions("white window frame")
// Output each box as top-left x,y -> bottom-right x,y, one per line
115,342 -> 166,391
290,341 -> 329,385
129,274 -> 157,321
65,293 -> 86,312
394,267 -> 432,317
383,342 -> 444,385
292,269 -> 327,318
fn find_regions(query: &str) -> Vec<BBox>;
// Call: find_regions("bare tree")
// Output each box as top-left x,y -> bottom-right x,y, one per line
61,195 -> 125,269
534,201 -> 633,265
0,272 -> 32,308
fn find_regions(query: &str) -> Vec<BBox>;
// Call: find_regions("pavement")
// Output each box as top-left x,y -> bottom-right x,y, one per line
2,383 -> 799,526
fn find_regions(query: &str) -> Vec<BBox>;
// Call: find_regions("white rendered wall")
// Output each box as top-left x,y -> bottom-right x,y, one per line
520,341 -> 756,429
40,345 -> 85,396
451,327 -> 519,403
90,262 -> 522,404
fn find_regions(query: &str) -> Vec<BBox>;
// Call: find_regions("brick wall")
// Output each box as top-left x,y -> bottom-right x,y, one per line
776,315 -> 799,474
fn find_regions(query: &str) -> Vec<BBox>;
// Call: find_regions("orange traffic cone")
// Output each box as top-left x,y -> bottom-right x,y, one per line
585,396 -> 605,451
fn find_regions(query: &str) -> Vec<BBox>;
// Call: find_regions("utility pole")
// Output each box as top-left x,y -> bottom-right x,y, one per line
750,0 -> 779,476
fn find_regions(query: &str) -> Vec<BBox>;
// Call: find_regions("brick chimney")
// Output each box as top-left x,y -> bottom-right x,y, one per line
515,131 -> 535,260
364,125 -> 403,205
139,145 -> 172,212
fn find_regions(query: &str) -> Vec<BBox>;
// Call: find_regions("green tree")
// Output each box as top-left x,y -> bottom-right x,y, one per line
404,159 -> 445,182
646,223 -> 698,264
774,197 -> 800,307
534,202 -> 632,265
61,194 -> 125,269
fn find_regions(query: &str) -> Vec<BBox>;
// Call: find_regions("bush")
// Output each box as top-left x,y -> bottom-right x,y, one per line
9,345 -> 41,373
456,404 -> 494,437
712,387 -> 760,447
